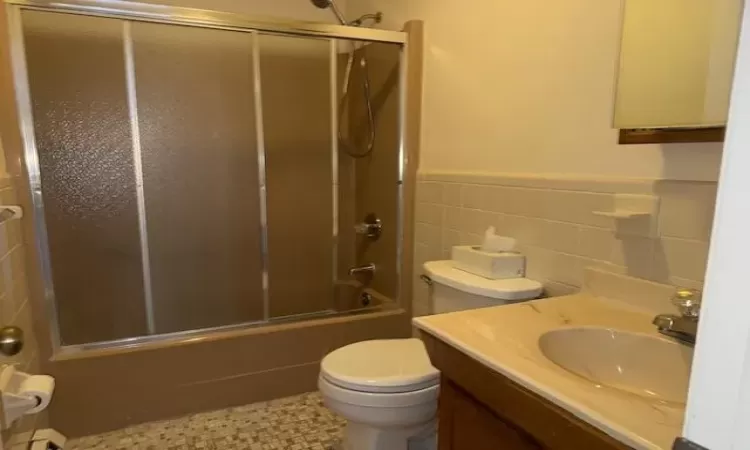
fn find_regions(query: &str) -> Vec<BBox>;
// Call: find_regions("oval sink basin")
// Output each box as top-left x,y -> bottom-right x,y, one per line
539,327 -> 693,404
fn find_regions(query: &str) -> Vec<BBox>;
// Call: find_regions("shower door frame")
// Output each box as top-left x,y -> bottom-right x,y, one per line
3,0 -> 409,356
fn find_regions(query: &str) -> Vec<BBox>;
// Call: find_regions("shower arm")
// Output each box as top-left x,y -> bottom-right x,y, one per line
327,0 -> 348,25
349,13 -> 383,27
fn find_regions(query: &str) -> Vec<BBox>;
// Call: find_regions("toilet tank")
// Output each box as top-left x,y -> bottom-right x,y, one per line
423,261 -> 543,315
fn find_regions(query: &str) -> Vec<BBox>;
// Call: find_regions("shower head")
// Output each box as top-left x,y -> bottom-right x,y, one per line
310,0 -> 331,8
309,0 -> 348,25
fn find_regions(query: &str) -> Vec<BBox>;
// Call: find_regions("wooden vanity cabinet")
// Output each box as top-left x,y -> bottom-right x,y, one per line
439,380 -> 542,450
421,333 -> 633,450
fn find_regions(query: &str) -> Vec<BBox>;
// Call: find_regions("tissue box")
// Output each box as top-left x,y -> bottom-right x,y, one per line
451,245 -> 525,280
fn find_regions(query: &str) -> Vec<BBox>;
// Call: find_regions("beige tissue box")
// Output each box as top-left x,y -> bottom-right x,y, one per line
451,245 -> 525,280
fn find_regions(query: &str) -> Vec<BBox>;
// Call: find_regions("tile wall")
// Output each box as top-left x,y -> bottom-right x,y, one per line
413,172 -> 717,316
0,178 -> 42,449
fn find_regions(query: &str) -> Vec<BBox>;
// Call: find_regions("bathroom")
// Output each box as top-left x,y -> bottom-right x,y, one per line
0,0 -> 743,449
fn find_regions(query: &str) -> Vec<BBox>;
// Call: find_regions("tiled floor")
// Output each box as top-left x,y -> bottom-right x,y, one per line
68,393 -> 345,450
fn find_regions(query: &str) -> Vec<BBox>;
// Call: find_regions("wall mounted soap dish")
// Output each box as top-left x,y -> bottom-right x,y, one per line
591,194 -> 660,237
591,210 -> 651,219
0,206 -> 23,225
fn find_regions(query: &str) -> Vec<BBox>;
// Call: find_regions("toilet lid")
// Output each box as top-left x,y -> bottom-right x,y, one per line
424,260 -> 543,300
320,339 -> 439,393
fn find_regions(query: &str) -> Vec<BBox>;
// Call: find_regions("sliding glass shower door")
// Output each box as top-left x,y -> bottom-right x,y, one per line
23,11 -> 268,345
23,12 -> 151,345
15,5 -> 404,349
258,34 -> 334,318
131,22 -> 265,335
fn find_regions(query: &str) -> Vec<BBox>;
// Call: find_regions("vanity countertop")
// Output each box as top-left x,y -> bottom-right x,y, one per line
413,291 -> 686,450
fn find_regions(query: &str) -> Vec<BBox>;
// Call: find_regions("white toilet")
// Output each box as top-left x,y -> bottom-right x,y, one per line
319,260 -> 543,450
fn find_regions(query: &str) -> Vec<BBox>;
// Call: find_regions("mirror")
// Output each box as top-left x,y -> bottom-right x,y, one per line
613,0 -> 743,130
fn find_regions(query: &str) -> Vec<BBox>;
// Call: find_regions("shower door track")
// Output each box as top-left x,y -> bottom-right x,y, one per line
3,0 -> 407,43
54,308 -> 402,357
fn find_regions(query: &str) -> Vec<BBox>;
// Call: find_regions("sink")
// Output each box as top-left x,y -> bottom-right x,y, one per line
538,327 -> 693,404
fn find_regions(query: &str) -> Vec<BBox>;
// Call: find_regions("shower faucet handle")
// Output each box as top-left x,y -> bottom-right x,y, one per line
354,213 -> 382,241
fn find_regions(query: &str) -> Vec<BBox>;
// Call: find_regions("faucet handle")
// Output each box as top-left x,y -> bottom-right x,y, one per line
671,288 -> 702,319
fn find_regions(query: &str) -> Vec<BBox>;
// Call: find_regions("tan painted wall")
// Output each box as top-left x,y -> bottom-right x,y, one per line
348,0 -> 725,181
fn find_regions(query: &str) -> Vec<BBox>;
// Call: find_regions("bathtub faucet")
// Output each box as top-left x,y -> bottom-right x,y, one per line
349,263 -> 376,278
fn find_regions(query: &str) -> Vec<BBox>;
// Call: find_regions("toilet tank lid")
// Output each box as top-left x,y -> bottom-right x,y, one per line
321,339 -> 439,393
424,260 -> 543,300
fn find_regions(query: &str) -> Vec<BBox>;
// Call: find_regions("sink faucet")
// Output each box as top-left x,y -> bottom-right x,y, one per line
653,288 -> 701,345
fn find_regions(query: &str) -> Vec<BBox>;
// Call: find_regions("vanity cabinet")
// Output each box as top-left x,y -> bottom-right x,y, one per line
421,333 -> 632,450
439,380 -> 542,450
613,0 -> 742,144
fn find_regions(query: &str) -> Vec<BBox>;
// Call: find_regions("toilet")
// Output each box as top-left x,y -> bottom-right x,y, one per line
319,259 -> 543,450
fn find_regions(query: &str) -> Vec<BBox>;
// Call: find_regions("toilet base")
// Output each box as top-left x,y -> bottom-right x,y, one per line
342,419 -> 436,450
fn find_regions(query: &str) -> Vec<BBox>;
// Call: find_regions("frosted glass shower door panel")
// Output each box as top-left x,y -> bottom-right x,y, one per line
131,23 -> 264,334
22,11 -> 149,345
349,42 -> 402,301
258,34 -> 334,318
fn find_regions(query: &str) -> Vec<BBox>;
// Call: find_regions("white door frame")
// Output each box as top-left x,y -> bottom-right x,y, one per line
682,1 -> 750,448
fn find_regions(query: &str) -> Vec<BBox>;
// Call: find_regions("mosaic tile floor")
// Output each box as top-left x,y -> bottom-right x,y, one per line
68,392 -> 345,450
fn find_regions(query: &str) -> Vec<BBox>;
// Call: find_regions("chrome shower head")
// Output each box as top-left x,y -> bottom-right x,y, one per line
309,0 -> 347,25
310,0 -> 331,8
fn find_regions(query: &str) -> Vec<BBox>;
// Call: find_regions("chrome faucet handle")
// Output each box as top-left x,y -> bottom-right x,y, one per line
671,288 -> 702,319
354,213 -> 382,241
349,263 -> 376,277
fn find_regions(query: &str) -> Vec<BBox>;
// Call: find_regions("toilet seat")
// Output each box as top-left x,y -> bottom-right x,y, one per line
319,376 -> 440,408
320,339 -> 439,394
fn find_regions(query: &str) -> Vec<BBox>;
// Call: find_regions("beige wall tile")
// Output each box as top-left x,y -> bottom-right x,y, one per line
415,202 -> 443,226
414,242 -> 440,268
412,280 -> 430,317
413,243 -> 429,269
669,276 -> 704,290
497,215 -> 545,247
543,190 -> 614,228
578,227 -> 614,261
0,184 -> 40,448
442,183 -> 462,206
441,229 -> 462,258
0,247 -> 24,324
494,187 -> 547,218
444,206 -> 461,231
543,281 -> 579,297
658,181 -> 717,241
517,245 -> 547,282
461,184 -> 493,210
459,208 -> 496,236
611,236 -> 655,280
460,232 -> 483,246
538,220 -> 580,255
416,181 -> 443,204
583,260 -> 630,277
654,238 -> 710,282
415,223 -> 441,247
545,251 -> 586,286
414,173 -> 715,293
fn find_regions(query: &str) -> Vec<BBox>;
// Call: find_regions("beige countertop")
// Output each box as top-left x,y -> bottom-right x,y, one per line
413,268 -> 688,450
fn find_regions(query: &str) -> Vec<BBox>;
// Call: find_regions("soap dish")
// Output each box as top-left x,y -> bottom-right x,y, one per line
591,210 -> 651,219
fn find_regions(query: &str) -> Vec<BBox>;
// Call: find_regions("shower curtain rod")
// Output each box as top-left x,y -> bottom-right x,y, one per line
3,0 -> 407,44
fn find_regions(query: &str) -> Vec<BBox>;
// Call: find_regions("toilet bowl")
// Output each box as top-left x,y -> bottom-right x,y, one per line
319,339 -> 439,450
319,260 -> 543,450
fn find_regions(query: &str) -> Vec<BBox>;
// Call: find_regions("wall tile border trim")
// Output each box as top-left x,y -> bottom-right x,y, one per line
418,170 -> 717,195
